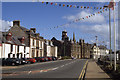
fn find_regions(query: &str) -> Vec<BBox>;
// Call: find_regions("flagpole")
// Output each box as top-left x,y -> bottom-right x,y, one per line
113,0 -> 116,71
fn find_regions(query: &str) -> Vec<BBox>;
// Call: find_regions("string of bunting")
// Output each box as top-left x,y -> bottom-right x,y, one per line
49,9 -> 108,30
41,1 -> 106,10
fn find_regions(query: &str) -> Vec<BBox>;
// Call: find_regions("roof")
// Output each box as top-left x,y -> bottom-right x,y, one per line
1,32 -> 24,46
98,45 -> 107,50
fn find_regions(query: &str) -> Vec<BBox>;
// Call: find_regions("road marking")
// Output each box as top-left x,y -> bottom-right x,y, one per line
28,71 -> 31,74
60,65 -> 64,67
52,67 -> 58,70
40,70 -> 43,73
78,60 -> 88,80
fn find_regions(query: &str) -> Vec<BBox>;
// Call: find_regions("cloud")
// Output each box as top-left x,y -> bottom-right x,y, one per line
0,20 -> 13,31
63,10 -> 106,24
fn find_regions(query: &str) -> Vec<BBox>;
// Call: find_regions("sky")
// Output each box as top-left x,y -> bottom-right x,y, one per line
1,1 -> 120,50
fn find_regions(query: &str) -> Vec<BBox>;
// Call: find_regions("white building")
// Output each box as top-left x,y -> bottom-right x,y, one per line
0,32 -> 30,58
92,44 -> 110,60
30,36 -> 44,58
44,40 -> 58,57
0,43 -> 2,58
92,45 -> 100,60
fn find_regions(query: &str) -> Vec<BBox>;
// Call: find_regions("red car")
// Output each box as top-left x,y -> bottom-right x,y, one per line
47,57 -> 52,61
27,58 -> 36,63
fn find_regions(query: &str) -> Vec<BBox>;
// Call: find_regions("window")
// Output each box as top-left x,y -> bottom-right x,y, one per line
11,44 -> 13,52
17,54 -> 19,58
21,54 -> 23,58
24,46 -> 26,53
33,39 -> 34,46
41,41 -> 42,48
8,54 -> 11,58
36,40 -> 39,47
13,54 -> 15,58
17,46 -> 19,52
24,54 -> 26,58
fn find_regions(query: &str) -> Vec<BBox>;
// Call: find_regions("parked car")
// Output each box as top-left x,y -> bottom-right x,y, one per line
21,58 -> 30,64
5,58 -> 22,66
26,58 -> 36,63
35,57 -> 45,62
43,57 -> 48,62
47,57 -> 52,61
51,56 -> 57,61
0,58 -> 7,66
34,57 -> 40,62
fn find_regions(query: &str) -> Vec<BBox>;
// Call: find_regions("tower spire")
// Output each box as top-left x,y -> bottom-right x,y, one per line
73,32 -> 76,43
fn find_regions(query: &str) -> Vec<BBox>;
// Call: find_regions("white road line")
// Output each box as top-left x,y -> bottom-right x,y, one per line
61,65 -> 64,67
52,67 -> 58,70
44,71 -> 48,72
28,71 -> 31,74
40,70 -> 43,73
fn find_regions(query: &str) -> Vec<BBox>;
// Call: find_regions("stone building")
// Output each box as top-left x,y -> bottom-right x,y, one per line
7,20 -> 44,58
52,30 -> 91,59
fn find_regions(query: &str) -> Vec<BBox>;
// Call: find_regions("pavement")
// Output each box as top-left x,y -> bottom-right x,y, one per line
1,59 -> 87,80
85,60 -> 112,80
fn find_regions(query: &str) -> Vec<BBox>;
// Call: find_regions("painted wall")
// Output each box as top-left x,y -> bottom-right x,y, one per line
0,44 -> 2,58
2,43 -> 11,58
55,46 -> 58,57
19,46 -> 24,58
47,46 -> 51,57
25,47 -> 29,58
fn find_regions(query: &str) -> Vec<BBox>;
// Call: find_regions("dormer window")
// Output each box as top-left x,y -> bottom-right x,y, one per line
6,32 -> 12,41
18,36 -> 25,44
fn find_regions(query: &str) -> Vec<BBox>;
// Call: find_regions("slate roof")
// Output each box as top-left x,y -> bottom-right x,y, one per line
98,45 -> 107,50
1,32 -> 23,46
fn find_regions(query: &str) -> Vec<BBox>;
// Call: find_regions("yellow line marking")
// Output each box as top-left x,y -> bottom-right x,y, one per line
78,60 -> 88,80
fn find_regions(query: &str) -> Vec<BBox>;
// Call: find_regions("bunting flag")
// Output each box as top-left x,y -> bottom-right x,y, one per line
41,2 -> 106,10
59,4 -> 61,6
51,2 -> 53,5
108,0 -> 116,10
40,2 -> 108,30
55,3 -> 57,5
48,9 -> 108,30
46,2 -> 48,4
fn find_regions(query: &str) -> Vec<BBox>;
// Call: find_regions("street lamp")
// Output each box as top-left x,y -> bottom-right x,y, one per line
95,36 -> 98,60
104,5 -> 112,67
113,0 -> 116,71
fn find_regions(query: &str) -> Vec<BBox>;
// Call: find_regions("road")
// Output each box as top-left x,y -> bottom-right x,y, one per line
2,59 -> 87,80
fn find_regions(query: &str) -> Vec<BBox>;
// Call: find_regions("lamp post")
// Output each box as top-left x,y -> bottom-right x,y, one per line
113,0 -> 116,71
95,36 -> 98,60
104,5 -> 112,67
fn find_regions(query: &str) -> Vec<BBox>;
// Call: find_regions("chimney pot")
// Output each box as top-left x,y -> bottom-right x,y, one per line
13,20 -> 20,26
30,28 -> 36,33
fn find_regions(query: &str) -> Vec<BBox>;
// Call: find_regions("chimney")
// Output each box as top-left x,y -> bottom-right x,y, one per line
36,33 -> 40,37
30,28 -> 36,33
13,20 -> 20,26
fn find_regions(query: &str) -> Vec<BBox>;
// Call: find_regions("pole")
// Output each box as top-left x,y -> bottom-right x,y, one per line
113,0 -> 116,71
95,36 -> 98,60
109,8 -> 112,67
